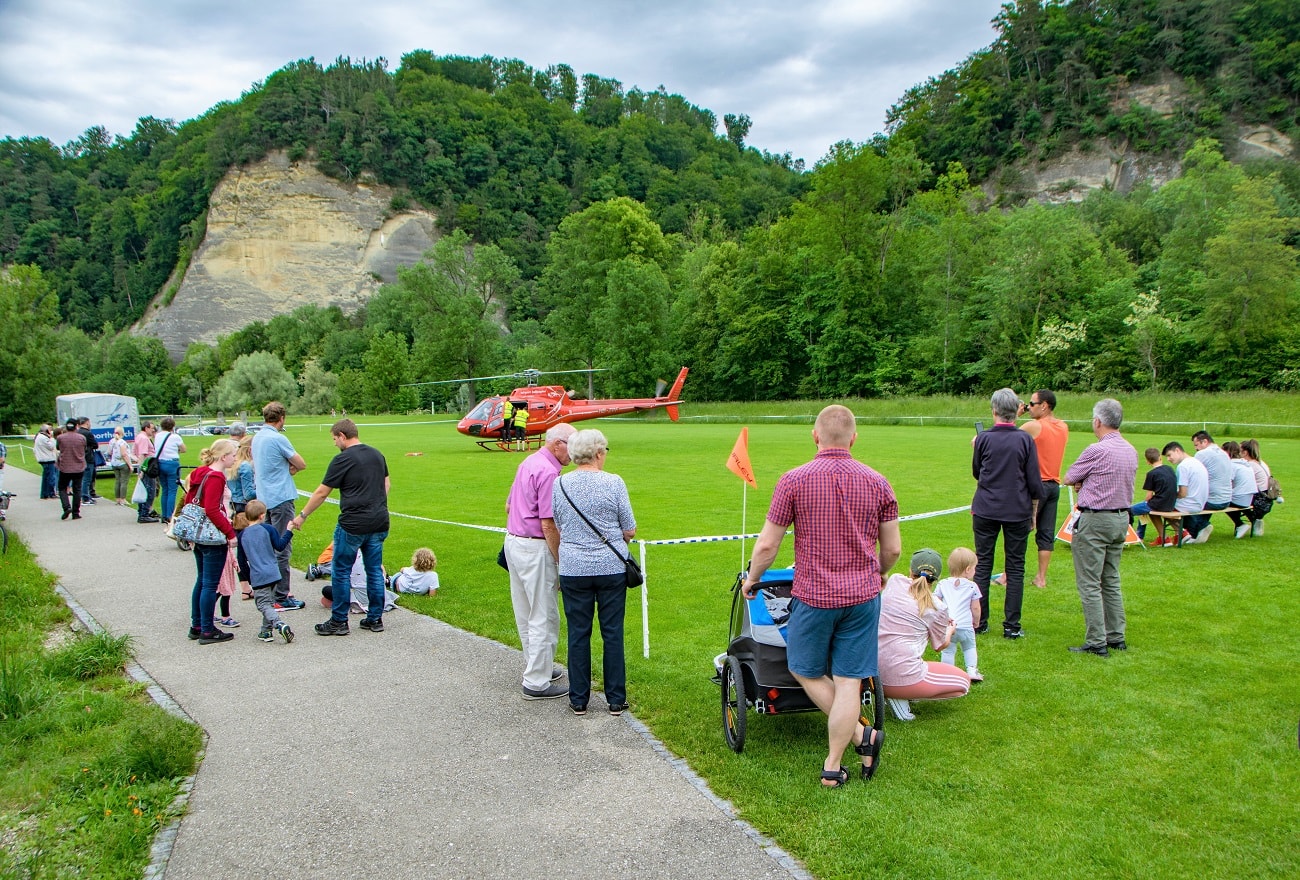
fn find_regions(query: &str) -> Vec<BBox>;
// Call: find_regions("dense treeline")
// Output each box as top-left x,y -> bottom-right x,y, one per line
887,0 -> 1300,184
0,52 -> 804,335
2,2 -> 1299,432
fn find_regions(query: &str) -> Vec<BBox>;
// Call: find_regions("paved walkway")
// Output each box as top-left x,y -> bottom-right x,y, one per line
4,466 -> 801,879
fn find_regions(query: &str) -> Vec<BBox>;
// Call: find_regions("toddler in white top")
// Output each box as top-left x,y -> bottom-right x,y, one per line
932,547 -> 983,682
391,547 -> 440,595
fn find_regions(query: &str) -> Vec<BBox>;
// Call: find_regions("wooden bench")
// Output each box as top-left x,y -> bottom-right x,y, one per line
1143,507 -> 1251,547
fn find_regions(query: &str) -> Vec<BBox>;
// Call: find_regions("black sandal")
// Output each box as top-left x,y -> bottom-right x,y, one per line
855,727 -> 885,780
820,767 -> 849,788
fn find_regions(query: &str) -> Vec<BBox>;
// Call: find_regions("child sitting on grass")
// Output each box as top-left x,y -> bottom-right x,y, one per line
391,547 -> 440,595
234,499 -> 295,644
933,547 -> 983,682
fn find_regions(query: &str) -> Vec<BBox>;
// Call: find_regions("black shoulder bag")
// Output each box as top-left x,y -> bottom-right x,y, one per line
558,476 -> 642,589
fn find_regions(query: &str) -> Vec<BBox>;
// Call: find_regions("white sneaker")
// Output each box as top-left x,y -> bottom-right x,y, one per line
888,697 -> 915,721
967,668 -> 984,682
1194,524 -> 1213,544
1252,519 -> 1264,537
1235,523 -> 1250,539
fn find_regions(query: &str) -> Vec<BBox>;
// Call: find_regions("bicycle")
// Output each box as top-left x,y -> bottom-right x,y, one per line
0,491 -> 13,554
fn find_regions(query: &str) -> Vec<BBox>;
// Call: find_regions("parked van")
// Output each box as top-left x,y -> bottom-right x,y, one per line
54,393 -> 140,468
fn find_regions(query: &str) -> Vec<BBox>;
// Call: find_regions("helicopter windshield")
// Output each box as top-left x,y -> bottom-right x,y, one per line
466,398 -> 499,421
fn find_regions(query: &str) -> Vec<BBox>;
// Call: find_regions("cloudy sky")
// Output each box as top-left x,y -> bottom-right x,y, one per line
0,0 -> 1004,165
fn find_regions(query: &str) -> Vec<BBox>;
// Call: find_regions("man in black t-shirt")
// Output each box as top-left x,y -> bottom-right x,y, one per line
293,419 -> 391,635
1129,447 -> 1178,546
77,417 -> 100,503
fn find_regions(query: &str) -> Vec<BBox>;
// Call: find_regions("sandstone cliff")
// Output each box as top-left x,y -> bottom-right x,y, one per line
137,152 -> 437,360
993,73 -> 1294,205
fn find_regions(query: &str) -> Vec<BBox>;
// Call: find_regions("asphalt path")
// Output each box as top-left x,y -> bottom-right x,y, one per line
3,466 -> 802,879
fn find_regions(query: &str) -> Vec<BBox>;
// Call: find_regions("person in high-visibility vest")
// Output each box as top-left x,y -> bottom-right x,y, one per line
512,404 -> 529,447
501,400 -> 515,441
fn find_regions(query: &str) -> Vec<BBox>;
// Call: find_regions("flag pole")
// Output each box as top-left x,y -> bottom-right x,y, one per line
740,482 -> 748,573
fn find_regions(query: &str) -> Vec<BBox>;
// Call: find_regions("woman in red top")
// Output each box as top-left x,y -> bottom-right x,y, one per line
186,439 -> 238,643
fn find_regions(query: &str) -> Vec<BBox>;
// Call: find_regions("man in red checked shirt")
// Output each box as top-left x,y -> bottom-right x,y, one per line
742,405 -> 901,787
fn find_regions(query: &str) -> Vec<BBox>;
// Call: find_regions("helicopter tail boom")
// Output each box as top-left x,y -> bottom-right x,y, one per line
662,367 -> 688,421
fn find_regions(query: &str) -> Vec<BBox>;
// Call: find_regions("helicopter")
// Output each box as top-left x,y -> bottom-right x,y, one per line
406,367 -> 689,451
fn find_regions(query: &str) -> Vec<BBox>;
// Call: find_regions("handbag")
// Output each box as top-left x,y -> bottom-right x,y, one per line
172,472 -> 228,545
143,432 -> 170,479
130,477 -> 148,505
557,477 -> 642,589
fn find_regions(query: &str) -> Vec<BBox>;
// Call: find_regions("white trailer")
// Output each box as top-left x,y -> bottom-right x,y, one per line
55,393 -> 140,465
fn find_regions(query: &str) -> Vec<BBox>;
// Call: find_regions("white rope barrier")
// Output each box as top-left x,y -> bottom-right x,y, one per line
300,489 -> 973,660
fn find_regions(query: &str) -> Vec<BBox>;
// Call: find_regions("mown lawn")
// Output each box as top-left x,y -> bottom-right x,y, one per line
9,393 -> 1298,878
257,406 -> 1298,880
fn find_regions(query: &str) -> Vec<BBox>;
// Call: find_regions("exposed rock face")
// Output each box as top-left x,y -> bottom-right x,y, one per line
992,72 -> 1295,205
137,152 -> 436,360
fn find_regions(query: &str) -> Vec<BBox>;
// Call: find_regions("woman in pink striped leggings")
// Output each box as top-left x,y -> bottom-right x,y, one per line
878,548 -> 971,721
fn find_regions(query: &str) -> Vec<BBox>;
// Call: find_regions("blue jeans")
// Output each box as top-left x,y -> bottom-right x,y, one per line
330,525 -> 388,624
137,474 -> 158,518
159,459 -> 181,520
40,461 -> 58,498
559,573 -> 627,709
191,543 -> 229,633
82,460 -> 97,499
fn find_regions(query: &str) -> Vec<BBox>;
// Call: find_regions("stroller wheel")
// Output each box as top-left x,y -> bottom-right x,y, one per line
721,655 -> 747,753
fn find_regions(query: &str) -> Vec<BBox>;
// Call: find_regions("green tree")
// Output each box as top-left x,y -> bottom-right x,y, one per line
539,198 -> 671,396
212,351 -> 298,412
0,266 -> 77,430
362,332 -> 410,412
397,229 -> 516,401
1195,175 -> 1299,384
298,358 -> 340,414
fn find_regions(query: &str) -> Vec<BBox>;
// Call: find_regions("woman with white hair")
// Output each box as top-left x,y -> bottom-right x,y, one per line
551,429 -> 637,716
971,388 -> 1043,639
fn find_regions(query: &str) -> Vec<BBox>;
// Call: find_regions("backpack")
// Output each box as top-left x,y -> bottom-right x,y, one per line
1265,474 -> 1282,501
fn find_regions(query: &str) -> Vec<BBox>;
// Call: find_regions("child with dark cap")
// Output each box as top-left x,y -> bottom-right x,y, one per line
877,548 -> 972,721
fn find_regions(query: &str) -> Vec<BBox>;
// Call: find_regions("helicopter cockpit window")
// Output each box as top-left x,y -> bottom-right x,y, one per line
466,399 -> 497,421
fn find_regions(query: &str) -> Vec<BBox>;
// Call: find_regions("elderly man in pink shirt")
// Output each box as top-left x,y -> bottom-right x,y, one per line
505,422 -> 576,700
1063,398 -> 1138,657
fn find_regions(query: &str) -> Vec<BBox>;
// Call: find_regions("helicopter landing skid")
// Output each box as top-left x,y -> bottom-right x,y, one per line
476,437 -> 544,452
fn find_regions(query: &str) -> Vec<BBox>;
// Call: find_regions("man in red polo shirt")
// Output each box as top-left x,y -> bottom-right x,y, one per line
743,405 -> 901,787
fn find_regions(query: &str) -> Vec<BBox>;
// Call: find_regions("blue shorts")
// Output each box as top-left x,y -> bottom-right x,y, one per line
785,596 -> 880,680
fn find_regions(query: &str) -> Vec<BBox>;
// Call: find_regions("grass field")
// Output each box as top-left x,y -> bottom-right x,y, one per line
250,410 -> 1298,880
0,537 -> 202,879
9,398 -> 1300,878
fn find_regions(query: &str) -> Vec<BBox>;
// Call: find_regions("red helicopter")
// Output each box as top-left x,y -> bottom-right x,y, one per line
413,368 -> 689,451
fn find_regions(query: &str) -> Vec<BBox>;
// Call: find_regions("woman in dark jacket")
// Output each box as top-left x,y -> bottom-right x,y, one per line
972,388 -> 1043,639
185,439 -> 238,643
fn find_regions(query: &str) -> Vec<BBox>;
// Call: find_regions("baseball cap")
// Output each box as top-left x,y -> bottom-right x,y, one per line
910,548 -> 942,582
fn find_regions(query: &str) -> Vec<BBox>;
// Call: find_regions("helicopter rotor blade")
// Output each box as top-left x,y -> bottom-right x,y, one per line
401,367 -> 607,389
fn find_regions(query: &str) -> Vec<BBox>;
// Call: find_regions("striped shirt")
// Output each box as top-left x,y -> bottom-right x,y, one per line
766,449 -> 898,609
1064,431 -> 1138,510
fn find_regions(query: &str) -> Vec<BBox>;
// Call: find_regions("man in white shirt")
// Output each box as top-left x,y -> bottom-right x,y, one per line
1163,442 -> 1211,544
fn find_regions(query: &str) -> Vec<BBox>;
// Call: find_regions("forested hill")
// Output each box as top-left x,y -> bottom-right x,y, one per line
0,52 -> 805,335
887,0 -> 1299,184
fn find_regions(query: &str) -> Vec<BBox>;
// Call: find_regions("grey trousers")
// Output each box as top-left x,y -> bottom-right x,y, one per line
268,500 -> 296,601
253,585 -> 284,633
1071,510 -> 1128,647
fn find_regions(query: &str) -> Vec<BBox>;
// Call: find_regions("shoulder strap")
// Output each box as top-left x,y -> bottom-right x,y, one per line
157,432 -> 171,456
558,476 -> 629,565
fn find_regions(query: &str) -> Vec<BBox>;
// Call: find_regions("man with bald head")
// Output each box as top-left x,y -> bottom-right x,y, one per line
743,405 -> 900,786
506,422 -> 577,700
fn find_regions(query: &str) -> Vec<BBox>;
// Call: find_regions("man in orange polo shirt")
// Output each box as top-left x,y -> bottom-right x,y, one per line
1020,389 -> 1068,589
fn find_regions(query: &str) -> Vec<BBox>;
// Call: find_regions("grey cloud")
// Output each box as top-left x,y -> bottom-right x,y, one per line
0,0 -> 1003,161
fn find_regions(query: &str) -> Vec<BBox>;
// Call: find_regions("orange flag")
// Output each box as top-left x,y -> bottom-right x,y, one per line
726,427 -> 758,488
